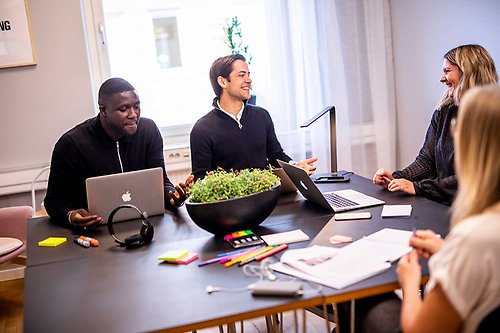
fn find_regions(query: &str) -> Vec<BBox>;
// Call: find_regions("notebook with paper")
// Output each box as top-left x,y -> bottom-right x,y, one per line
278,160 -> 384,212
86,167 -> 165,222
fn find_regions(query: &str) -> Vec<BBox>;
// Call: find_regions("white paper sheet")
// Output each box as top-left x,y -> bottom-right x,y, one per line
261,229 -> 310,246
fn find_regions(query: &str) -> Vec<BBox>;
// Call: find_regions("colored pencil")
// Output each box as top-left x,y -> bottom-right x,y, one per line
197,257 -> 223,267
198,245 -> 265,267
216,245 -> 262,258
254,244 -> 288,261
238,245 -> 281,266
219,245 -> 265,264
224,246 -> 273,267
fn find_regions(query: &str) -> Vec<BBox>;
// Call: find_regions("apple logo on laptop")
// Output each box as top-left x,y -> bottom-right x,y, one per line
121,190 -> 132,202
299,181 -> 308,191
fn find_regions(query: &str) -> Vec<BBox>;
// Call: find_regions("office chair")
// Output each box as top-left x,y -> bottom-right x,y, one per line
0,206 -> 34,281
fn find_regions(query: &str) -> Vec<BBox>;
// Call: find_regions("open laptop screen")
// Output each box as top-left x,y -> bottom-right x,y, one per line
86,167 -> 165,222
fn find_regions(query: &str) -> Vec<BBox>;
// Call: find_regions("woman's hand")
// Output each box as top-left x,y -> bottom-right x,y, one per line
410,230 -> 444,260
373,169 -> 393,188
387,178 -> 416,195
397,249 -> 422,292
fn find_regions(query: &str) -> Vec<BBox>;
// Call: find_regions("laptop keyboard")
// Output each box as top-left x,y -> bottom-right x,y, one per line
323,193 -> 358,208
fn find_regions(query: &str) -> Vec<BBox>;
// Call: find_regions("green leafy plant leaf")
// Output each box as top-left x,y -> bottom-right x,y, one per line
188,168 -> 280,203
224,16 -> 252,64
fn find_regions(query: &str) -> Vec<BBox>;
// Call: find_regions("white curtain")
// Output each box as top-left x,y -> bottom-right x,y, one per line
262,0 -> 396,178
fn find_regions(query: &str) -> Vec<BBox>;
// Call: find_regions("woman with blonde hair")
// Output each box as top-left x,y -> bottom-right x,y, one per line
373,44 -> 498,205
338,85 -> 500,333
398,84 -> 500,332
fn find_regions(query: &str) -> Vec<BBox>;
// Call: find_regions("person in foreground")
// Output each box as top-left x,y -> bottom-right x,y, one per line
373,44 -> 498,205
45,78 -> 191,230
344,85 -> 500,333
397,84 -> 500,332
190,54 -> 317,180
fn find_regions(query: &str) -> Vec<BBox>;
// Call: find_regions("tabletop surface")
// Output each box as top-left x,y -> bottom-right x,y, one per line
23,174 -> 451,332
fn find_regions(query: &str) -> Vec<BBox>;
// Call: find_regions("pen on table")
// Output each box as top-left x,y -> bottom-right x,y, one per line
216,245 -> 262,258
238,245 -> 278,266
79,236 -> 99,247
198,245 -> 265,267
197,257 -> 224,267
219,245 -> 266,264
224,246 -> 273,267
255,244 -> 288,261
74,236 -> 90,248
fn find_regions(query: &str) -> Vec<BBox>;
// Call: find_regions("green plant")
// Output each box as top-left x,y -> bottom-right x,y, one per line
224,16 -> 252,64
188,168 -> 279,203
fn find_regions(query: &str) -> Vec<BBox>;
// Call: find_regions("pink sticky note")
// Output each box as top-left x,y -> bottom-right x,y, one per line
329,235 -> 353,244
166,252 -> 199,265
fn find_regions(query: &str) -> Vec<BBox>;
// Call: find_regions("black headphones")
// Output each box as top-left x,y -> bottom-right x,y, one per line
107,204 -> 154,248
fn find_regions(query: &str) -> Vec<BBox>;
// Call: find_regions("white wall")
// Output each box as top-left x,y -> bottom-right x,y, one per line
390,0 -> 500,168
0,0 -> 96,198
0,0 -> 95,173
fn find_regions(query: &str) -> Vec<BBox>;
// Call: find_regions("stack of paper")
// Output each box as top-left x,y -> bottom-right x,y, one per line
261,229 -> 309,246
271,228 -> 412,289
381,205 -> 412,218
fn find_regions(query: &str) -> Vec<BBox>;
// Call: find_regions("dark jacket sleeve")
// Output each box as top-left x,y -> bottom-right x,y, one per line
44,134 -> 85,226
190,121 -> 213,181
393,109 -> 457,205
412,175 -> 457,205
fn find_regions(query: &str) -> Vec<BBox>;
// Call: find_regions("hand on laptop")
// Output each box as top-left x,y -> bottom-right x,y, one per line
67,208 -> 103,230
168,174 -> 195,207
296,157 -> 318,175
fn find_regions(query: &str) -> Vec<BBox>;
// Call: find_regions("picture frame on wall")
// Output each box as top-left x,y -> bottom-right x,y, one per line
0,0 -> 37,69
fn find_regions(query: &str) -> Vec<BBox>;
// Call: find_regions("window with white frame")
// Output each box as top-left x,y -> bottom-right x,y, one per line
84,1 -> 394,178
94,0 -> 270,144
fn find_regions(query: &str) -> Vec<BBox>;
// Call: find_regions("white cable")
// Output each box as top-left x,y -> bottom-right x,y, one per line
204,256 -> 323,295
116,141 -> 124,173
205,284 -> 252,294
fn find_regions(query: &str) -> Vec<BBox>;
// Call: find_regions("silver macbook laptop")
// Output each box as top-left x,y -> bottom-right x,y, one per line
86,167 -> 165,222
278,160 -> 384,212
272,168 -> 297,193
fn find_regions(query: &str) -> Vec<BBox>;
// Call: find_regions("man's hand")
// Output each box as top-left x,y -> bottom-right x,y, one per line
410,230 -> 444,260
296,157 -> 318,175
169,174 -> 194,207
68,208 -> 103,230
373,169 -> 393,188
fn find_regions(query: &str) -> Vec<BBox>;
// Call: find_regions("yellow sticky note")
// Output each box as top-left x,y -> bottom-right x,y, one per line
38,237 -> 67,247
158,250 -> 188,261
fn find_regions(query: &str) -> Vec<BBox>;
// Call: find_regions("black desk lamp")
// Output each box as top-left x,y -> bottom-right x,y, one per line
300,106 -> 350,183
